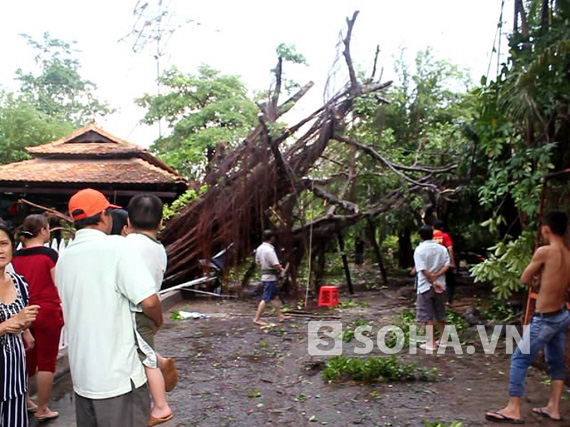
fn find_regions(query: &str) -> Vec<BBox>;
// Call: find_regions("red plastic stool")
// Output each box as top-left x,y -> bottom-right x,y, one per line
318,286 -> 339,307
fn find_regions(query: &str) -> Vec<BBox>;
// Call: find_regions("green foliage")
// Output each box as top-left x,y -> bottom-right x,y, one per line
446,309 -> 468,332
162,185 -> 207,222
170,311 -> 184,320
336,300 -> 370,310
341,319 -> 371,343
422,421 -> 463,427
385,309 -> 467,348
470,230 -> 534,299
276,43 -> 307,65
346,47 -> 473,268
137,65 -> 259,179
480,300 -> 519,324
468,1 -> 569,297
322,355 -> 434,383
15,33 -> 112,125
248,389 -> 262,398
0,92 -> 73,164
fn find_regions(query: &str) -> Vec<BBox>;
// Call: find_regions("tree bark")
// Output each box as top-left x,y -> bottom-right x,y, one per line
337,232 -> 354,294
313,242 -> 326,294
240,261 -> 257,288
367,218 -> 388,285
398,227 -> 413,269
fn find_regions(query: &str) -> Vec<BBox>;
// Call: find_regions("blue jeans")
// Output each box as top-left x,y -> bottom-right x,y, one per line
509,309 -> 570,397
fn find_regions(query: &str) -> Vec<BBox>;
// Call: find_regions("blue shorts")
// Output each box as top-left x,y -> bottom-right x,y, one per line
262,281 -> 279,302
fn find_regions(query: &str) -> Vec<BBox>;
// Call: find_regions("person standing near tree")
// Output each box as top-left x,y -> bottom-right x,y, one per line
486,211 -> 570,424
12,214 -> 63,421
126,194 -> 177,426
413,226 -> 452,351
56,189 -> 163,427
432,220 -> 456,304
253,230 -> 289,327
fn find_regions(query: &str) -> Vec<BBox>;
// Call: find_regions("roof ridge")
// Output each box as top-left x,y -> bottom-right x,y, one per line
26,123 -> 143,153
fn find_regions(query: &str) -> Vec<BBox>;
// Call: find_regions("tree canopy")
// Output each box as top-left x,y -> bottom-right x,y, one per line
0,33 -> 112,165
137,65 -> 259,178
16,33 -> 112,126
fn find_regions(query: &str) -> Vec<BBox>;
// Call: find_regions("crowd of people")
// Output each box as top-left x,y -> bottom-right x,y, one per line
0,187 -> 568,426
410,213 -> 569,424
0,189 -> 178,427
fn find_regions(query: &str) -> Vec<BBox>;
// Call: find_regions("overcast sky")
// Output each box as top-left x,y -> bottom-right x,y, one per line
0,0 -> 513,148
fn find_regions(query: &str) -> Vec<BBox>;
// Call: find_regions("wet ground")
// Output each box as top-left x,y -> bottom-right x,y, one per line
35,283 -> 569,427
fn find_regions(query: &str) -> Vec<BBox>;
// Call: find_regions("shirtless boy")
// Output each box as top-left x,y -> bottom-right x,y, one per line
486,211 -> 570,424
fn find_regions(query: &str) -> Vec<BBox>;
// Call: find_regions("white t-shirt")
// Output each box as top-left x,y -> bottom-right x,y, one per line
255,242 -> 280,281
125,233 -> 167,293
413,240 -> 451,294
56,229 -> 156,399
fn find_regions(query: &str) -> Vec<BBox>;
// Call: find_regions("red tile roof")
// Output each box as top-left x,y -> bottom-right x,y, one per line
0,158 -> 184,185
13,123 -> 185,183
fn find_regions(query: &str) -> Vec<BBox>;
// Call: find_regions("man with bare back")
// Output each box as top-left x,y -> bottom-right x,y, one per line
486,211 -> 570,424
253,230 -> 289,327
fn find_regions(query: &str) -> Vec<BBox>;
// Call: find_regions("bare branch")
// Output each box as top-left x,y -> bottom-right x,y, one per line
335,135 -> 456,175
277,81 -> 314,116
18,199 -> 73,222
343,10 -> 361,93
270,56 -> 283,119
370,44 -> 380,81
301,179 -> 359,213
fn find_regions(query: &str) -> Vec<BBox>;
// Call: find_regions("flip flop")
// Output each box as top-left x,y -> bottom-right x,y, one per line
485,411 -> 524,424
148,413 -> 173,426
533,407 -> 562,422
35,411 -> 60,422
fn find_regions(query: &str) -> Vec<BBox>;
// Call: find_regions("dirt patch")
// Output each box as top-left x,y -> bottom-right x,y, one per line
156,289 -> 569,427
42,283 -> 569,427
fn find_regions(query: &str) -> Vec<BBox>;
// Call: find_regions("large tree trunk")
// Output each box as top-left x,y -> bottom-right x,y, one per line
398,227 -> 413,269
367,218 -> 388,285
336,232 -> 354,294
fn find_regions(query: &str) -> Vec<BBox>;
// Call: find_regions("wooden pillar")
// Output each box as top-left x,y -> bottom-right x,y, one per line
367,218 -> 388,285
336,231 -> 354,294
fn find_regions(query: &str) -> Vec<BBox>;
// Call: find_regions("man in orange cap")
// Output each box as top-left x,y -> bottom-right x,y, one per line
56,188 -> 163,427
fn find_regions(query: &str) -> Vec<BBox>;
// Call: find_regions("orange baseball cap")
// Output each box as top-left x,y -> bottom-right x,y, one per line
68,188 -> 120,220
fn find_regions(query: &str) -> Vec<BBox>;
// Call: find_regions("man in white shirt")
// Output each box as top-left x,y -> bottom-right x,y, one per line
413,225 -> 451,351
56,189 -> 163,426
253,230 -> 288,326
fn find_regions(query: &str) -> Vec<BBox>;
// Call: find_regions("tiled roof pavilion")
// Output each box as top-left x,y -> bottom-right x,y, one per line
0,124 -> 187,205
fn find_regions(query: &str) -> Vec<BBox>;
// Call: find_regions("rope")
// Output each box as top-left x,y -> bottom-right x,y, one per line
304,180 -> 315,308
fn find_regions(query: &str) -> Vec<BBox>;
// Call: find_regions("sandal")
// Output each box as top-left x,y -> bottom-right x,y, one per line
148,413 -> 173,426
533,407 -> 562,422
485,411 -> 524,424
35,410 -> 60,422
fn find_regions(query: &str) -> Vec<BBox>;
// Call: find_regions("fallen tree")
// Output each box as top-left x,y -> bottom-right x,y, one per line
161,11 -> 457,293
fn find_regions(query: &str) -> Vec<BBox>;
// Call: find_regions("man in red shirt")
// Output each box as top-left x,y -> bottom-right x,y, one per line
433,220 -> 456,304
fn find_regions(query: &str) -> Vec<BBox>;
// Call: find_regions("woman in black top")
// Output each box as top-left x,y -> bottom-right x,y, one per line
0,223 -> 39,427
